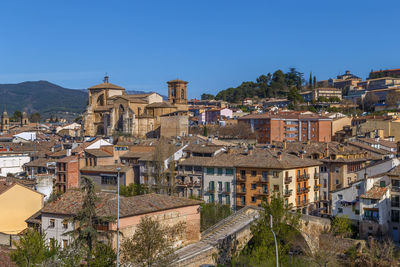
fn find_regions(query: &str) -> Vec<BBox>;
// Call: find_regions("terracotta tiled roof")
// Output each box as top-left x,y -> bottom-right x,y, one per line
347,141 -> 390,155
360,185 -> 388,200
85,148 -> 113,157
80,165 -> 130,173
0,248 -> 17,267
89,82 -> 124,90
146,102 -> 175,108
239,111 -> 331,120
167,79 -> 188,83
358,137 -> 397,149
388,165 -> 400,176
41,191 -> 201,218
183,144 -> 225,154
24,157 -> 55,167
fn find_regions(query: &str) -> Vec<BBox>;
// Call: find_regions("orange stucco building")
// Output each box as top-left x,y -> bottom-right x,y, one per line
238,111 -> 332,144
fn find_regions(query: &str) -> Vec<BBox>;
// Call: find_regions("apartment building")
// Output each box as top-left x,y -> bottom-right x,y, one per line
313,87 -> 342,101
234,149 -> 321,214
238,111 -> 332,144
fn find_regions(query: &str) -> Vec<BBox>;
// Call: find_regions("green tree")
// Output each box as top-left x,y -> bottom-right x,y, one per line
287,87 -> 303,105
309,72 -> 313,89
313,75 -> 317,88
200,203 -> 232,231
232,195 -> 301,266
201,93 -> 215,100
12,110 -> 22,122
119,184 -> 150,197
11,229 -> 53,267
66,176 -> 115,266
203,126 -> 208,137
331,215 -> 352,238
121,216 -> 185,267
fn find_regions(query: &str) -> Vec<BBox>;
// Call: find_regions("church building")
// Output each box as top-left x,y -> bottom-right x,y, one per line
83,77 -> 188,137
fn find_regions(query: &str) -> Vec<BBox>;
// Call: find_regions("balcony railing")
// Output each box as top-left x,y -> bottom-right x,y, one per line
207,188 -> 215,193
314,173 -> 320,179
237,175 -> 246,182
256,189 -> 269,197
297,174 -> 310,182
236,189 -> 246,195
284,189 -> 293,197
257,178 -> 268,184
392,186 -> 400,193
391,201 -> 400,208
284,176 -> 293,184
297,187 -> 310,194
297,199 -> 310,206
363,215 -> 379,222
314,184 -> 321,190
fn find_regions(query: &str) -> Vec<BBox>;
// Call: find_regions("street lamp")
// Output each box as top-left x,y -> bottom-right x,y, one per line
116,167 -> 121,267
270,214 -> 279,267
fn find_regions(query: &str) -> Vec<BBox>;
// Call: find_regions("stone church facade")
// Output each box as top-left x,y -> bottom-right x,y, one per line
83,77 -> 188,137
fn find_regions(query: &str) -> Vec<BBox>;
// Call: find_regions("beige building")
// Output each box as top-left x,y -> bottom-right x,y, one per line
313,87 -> 342,101
83,77 -> 188,137
160,111 -> 189,138
0,181 -> 44,234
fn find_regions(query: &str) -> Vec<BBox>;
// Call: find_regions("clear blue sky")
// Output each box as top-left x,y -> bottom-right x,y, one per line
0,0 -> 399,98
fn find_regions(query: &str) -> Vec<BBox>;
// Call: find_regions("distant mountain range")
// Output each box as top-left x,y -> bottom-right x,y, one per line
0,81 -> 167,119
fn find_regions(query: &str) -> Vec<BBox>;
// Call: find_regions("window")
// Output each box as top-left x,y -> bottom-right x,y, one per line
225,182 -> 230,193
218,194 -> 223,204
210,194 -> 215,203
262,184 -> 268,193
185,166 -> 192,172
355,209 -> 360,215
62,239 -> 68,248
251,183 -> 257,190
241,196 -> 246,206
226,168 -> 233,175
251,196 -> 256,203
207,168 -> 214,175
338,208 -> 343,213
218,182 -> 223,191
371,199 -> 377,204
194,166 -> 202,172
273,171 -> 279,177
101,175 -> 117,185
217,168 -> 223,175
380,181 -> 386,187
240,170 -> 246,177
338,194 -> 343,200
189,189 -> 193,197
273,185 -> 279,192
262,171 -> 268,180
251,170 -> 257,176
49,219 -> 55,228
226,195 -> 230,205
63,221 -> 68,229
209,181 -> 215,191
197,189 -> 201,196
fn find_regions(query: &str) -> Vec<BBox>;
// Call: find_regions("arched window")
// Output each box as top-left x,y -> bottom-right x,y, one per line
181,89 -> 185,99
97,94 -> 105,106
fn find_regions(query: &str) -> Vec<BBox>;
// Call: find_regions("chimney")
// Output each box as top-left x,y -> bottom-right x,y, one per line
283,139 -> 287,149
66,149 -> 71,157
389,136 -> 395,142
375,135 -> 380,143
300,152 -> 304,159
227,147 -> 232,154
277,151 -> 282,160
339,145 -> 345,152
324,143 -> 329,158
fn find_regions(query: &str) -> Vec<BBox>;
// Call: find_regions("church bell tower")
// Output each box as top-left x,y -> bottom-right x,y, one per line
167,79 -> 188,105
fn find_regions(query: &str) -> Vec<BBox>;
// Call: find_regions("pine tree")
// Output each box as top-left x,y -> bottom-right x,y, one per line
309,72 -> 313,89
313,75 -> 317,88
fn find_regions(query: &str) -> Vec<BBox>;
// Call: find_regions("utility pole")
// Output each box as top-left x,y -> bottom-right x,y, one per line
270,214 -> 279,267
116,167 -> 121,267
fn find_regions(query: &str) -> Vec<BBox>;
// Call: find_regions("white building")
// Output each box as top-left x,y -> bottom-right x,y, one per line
356,158 -> 400,180
0,152 -> 31,176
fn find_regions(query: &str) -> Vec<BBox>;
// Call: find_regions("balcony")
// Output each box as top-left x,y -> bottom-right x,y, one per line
256,189 -> 269,197
257,178 -> 268,184
237,175 -> 246,182
314,184 -> 321,190
297,186 -> 310,194
207,188 -> 215,193
314,173 -> 320,179
218,188 -> 231,195
284,189 -> 293,197
236,189 -> 246,195
391,201 -> 400,208
392,186 -> 400,193
363,215 -> 379,222
297,199 -> 310,206
297,174 -> 310,182
284,176 -> 293,184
